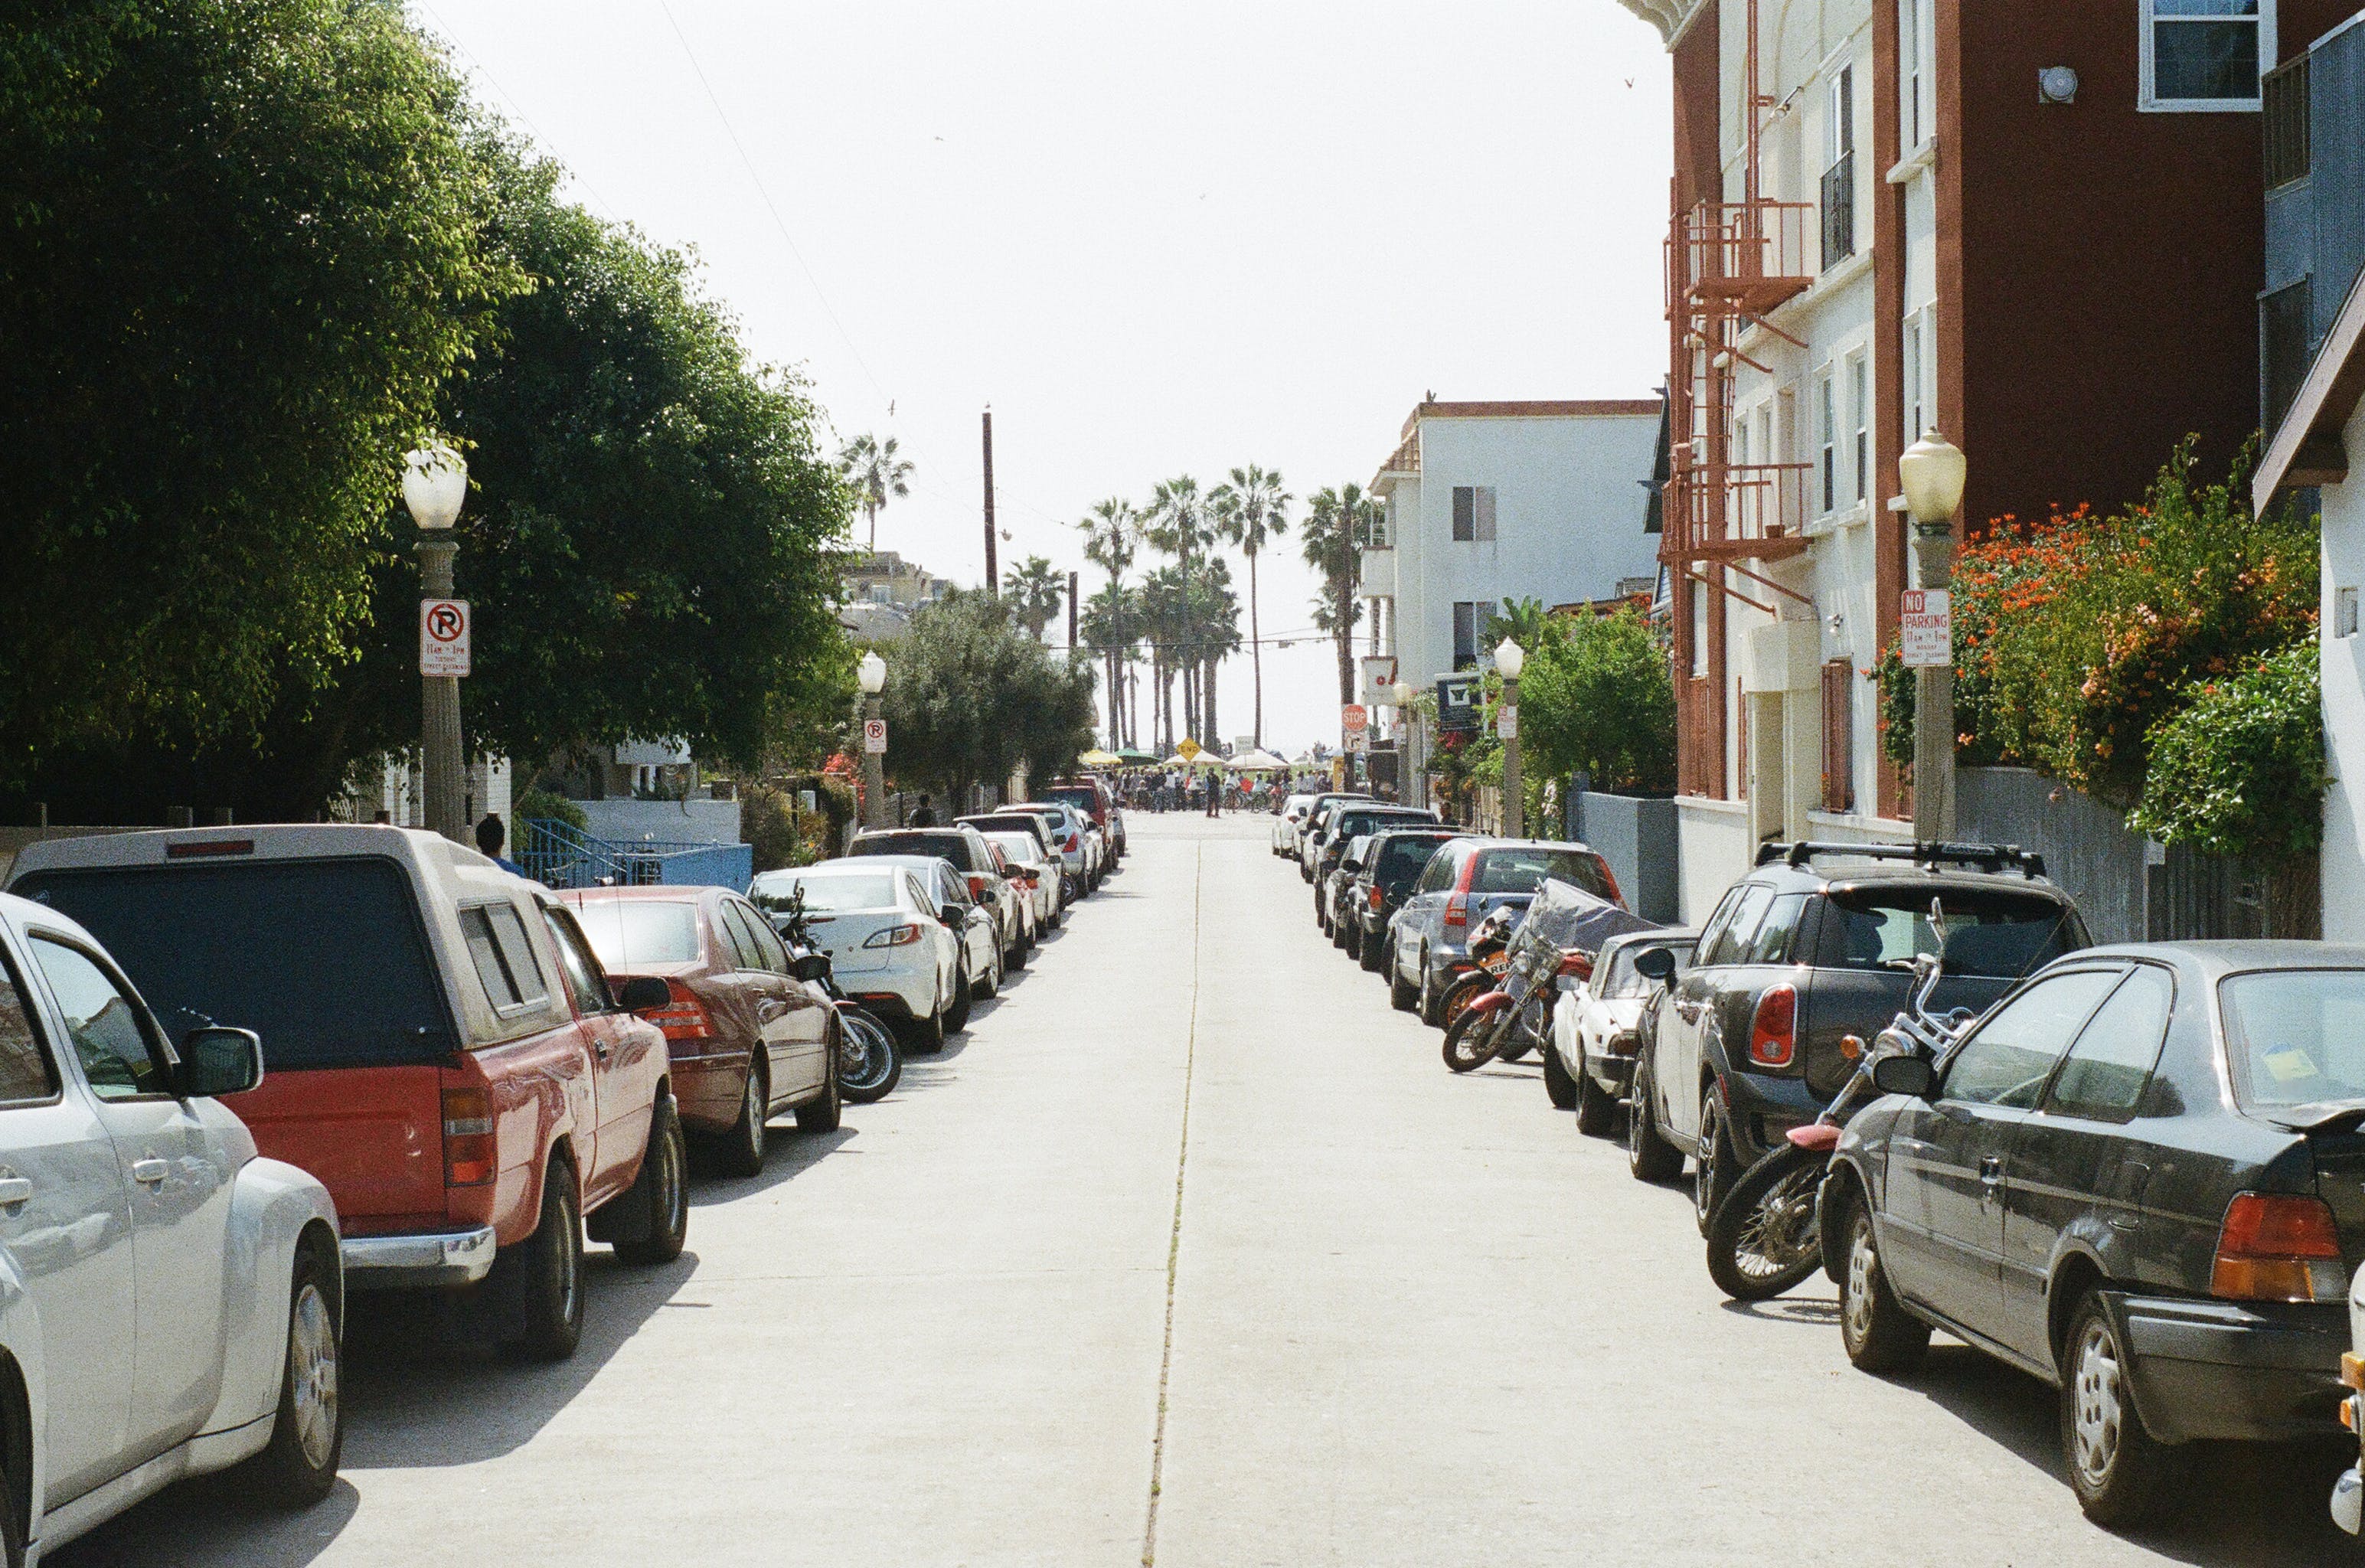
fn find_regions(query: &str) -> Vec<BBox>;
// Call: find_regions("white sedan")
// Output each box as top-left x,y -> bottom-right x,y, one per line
982,830 -> 1064,932
1273,792 -> 1315,856
0,891 -> 343,1563
1547,929 -> 1696,1134
751,863 -> 969,1050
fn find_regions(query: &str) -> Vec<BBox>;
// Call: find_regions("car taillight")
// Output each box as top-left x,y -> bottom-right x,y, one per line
1065,832 -> 1080,850
640,978 -> 715,1040
1597,858 -> 1625,910
966,872 -> 990,900
864,923 -> 923,948
1557,949 -> 1594,980
1443,895 -> 1468,930
1368,886 -> 1384,910
443,1084 -> 495,1187
2212,1192 -> 2346,1302
1749,985 -> 1797,1067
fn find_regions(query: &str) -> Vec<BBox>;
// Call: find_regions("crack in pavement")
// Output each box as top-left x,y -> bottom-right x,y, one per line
1141,839 -> 1201,1567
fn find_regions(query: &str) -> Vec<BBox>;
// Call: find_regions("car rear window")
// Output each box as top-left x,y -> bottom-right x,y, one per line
2219,969 -> 2365,1109
1045,787 -> 1099,814
851,832 -> 973,868
1472,848 -> 1612,898
1818,887 -> 2084,978
985,834 -> 1042,863
571,900 -> 701,968
1376,835 -> 1454,880
753,873 -> 900,913
15,858 -> 455,1070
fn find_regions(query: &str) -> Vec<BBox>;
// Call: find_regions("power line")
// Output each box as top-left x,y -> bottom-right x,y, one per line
656,0 -> 893,411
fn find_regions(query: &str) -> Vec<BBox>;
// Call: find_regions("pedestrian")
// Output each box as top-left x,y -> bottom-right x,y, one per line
475,813 -> 528,877
909,792 -> 938,827
1205,769 -> 1221,817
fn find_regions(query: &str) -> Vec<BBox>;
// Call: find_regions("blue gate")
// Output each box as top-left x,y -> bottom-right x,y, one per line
519,819 -> 753,893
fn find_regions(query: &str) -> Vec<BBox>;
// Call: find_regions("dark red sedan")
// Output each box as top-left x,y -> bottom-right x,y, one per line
564,885 -> 841,1176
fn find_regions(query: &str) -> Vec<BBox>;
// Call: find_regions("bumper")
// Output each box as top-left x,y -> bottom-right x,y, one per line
2109,1292 -> 2347,1444
836,962 -> 935,1020
2336,1460 -> 2363,1535
342,1224 -> 498,1289
1718,1070 -> 1829,1162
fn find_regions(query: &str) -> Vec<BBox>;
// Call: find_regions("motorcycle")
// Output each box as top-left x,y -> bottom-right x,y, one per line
1701,951 -> 1971,1301
1442,880 -> 1665,1075
1435,905 -> 1520,1037
767,887 -> 903,1104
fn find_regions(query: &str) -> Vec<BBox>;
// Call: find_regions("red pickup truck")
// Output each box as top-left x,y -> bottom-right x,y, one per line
11,825 -> 687,1361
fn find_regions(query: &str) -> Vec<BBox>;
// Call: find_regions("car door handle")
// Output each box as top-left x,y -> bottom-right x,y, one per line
132,1159 -> 168,1185
1978,1155 -> 2004,1190
593,1039 -> 612,1061
0,1178 -> 30,1207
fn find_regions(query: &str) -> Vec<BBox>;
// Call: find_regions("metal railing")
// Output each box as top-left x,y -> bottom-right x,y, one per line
1671,199 -> 1816,314
1820,154 -> 1855,270
2264,54 -> 2310,190
519,818 -> 753,893
1661,462 -> 1813,564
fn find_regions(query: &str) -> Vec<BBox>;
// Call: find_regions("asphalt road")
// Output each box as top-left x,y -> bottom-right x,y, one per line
57,812 -> 2357,1566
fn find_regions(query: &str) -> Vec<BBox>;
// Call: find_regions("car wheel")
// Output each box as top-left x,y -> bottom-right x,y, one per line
1574,1046 -> 1618,1137
1418,959 -> 1445,1027
1360,926 -> 1386,974
237,1233 -> 343,1507
976,945 -> 1001,998
796,1053 -> 843,1135
1388,943 -> 1419,1011
1837,1185 -> 1929,1374
1626,1062 -> 1683,1184
1694,1096 -> 1737,1238
716,1054 -> 769,1178
505,1160 -> 584,1362
1543,1042 -> 1580,1109
2062,1291 -> 2184,1524
1343,921 -> 1363,962
907,983 -> 949,1054
1008,931 -> 1031,969
613,1096 -> 689,1266
943,959 -> 974,1033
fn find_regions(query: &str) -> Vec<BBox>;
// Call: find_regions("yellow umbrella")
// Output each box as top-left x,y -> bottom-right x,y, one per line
1078,749 -> 1122,769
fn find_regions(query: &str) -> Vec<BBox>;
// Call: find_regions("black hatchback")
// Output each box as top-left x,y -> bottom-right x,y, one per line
1342,826 -> 1462,972
1825,943 -> 2365,1524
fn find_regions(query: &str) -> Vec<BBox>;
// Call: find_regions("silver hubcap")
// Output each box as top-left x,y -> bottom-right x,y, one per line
746,1071 -> 766,1154
2071,1319 -> 2125,1486
289,1281 -> 338,1468
1845,1217 -> 1878,1346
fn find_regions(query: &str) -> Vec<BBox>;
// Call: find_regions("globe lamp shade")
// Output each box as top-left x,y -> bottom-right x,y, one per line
1494,637 -> 1527,682
857,651 -> 888,695
402,444 -> 469,531
1898,431 -> 1968,525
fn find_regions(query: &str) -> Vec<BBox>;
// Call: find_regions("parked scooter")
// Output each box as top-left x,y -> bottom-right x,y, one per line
1701,952 -> 1971,1300
769,888 -> 903,1104
1442,880 -> 1665,1075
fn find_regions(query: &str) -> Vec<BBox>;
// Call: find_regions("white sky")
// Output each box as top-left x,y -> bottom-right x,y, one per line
413,0 -> 1674,756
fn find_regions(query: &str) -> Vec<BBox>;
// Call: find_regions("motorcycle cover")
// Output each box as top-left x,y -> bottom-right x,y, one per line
1512,877 -> 1663,961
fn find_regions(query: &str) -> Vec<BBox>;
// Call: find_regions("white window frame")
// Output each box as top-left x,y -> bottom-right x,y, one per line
1899,0 -> 1934,150
1847,352 -> 1870,505
2139,0 -> 2272,113
1815,370 -> 1837,515
1902,312 -> 1928,446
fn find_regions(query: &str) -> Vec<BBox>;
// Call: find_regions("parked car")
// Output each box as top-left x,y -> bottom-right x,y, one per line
1001,802 -> 1099,897
1273,793 -> 1318,857
1298,795 -> 1378,881
1312,805 -> 1442,931
13,826 -> 688,1364
563,885 -> 840,1178
850,827 -> 1026,959
980,829 -> 1064,933
750,862 -> 965,1050
1627,841 -> 2087,1236
981,841 -> 1040,956
0,890 -> 347,1557
959,810 -> 1065,872
1386,839 -> 1621,1026
843,855 -> 1004,1011
1547,929 -> 1697,1134
1344,826 -> 1462,970
1046,776 -> 1125,861
1826,942 -> 2365,1524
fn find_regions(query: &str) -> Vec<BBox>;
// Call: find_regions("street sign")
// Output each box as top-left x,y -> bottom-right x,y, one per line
1497,704 -> 1519,740
1341,704 -> 1369,735
1358,655 -> 1398,707
1436,675 -> 1479,733
420,598 -> 470,677
1178,737 -> 1203,760
863,717 -> 887,755
1900,588 -> 1952,668
1344,730 -> 1370,753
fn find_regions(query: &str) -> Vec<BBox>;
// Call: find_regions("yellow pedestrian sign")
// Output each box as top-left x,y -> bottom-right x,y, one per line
1177,738 -> 1203,761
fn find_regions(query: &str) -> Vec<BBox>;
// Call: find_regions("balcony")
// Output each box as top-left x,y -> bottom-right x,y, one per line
1672,200 -> 1816,318
1820,154 -> 1855,271
1356,544 -> 1396,601
1659,462 -> 1811,566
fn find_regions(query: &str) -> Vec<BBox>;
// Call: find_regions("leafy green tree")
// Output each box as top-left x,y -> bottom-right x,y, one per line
1008,555 -> 1067,642
1517,607 -> 1677,797
1210,466 -> 1290,748
1076,498 -> 1139,741
2128,642 -> 2325,862
0,0 -> 521,789
882,590 -> 1096,802
838,432 -> 913,552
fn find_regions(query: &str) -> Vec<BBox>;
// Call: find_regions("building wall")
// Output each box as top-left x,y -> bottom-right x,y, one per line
2324,396 -> 2365,942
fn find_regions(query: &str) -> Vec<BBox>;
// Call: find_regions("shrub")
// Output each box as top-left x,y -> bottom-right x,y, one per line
514,786 -> 585,831
2128,642 -> 2325,861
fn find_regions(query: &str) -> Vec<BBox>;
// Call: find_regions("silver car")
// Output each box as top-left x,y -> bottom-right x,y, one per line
0,890 -> 345,1560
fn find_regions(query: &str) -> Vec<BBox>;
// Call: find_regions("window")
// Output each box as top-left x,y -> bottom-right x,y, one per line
2219,969 -> 2365,1107
1689,577 -> 1709,678
1691,887 -> 1749,966
1470,848 -> 1614,900
1900,0 -> 1932,148
28,936 -> 168,1099
1816,371 -> 1837,514
1452,601 -> 1481,669
733,900 -> 792,972
2141,0 -> 2269,111
1746,893 -> 1812,965
2044,966 -> 2174,1120
716,900 -> 766,970
2340,587 -> 2360,639
1821,68 -> 1855,268
461,903 -> 548,1011
1819,888 -> 2084,977
1847,354 -> 1869,504
1451,486 -> 1497,543
541,907 -> 615,1017
1702,885 -> 1775,968
2263,53 -> 2310,186
1903,314 -> 1927,445
1415,849 -> 1460,895
0,952 -> 57,1102
1942,969 -> 2125,1109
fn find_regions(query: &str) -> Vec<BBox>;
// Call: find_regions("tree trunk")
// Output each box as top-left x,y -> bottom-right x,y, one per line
1334,583 -> 1355,707
867,501 -> 877,552
1203,657 -> 1220,747
1249,550 -> 1263,749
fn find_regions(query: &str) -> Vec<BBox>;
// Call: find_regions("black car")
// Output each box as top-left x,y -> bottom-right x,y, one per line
1345,826 -> 1463,972
1824,943 -> 2365,1524
1297,794 -> 1377,882
1312,805 -> 1439,928
1628,842 -> 2088,1235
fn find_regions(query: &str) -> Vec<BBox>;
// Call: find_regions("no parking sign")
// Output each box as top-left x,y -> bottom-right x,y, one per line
420,599 -> 470,677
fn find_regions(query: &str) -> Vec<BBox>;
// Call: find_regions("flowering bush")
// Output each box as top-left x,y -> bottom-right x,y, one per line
2128,642 -> 2325,861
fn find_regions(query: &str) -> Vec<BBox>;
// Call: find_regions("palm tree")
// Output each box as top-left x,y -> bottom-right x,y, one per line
1143,476 -> 1217,738
1189,557 -> 1242,746
1138,564 -> 1191,751
1080,582 -> 1138,749
1008,555 -> 1066,642
1210,465 -> 1290,749
838,433 -> 913,552
1076,498 -> 1138,741
1302,484 -> 1377,710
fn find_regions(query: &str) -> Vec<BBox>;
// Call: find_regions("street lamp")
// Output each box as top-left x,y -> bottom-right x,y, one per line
1391,679 -> 1424,810
403,443 -> 468,843
1494,636 -> 1526,838
857,650 -> 888,830
1899,431 -> 1967,842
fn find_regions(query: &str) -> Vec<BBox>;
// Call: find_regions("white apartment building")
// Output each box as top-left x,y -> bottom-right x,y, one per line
1361,400 -> 1661,707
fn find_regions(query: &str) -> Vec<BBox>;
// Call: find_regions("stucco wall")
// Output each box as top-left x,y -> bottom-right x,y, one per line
2324,398 -> 2365,942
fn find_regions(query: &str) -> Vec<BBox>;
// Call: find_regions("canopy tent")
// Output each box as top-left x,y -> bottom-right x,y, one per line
1113,749 -> 1159,766
1077,749 -> 1122,769
1162,752 -> 1220,768
1225,749 -> 1290,771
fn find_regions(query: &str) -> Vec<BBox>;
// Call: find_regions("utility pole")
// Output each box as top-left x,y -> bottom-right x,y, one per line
1067,570 -> 1079,649
982,408 -> 998,593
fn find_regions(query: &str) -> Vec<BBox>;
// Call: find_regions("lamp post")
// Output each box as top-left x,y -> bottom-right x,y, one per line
403,444 -> 469,842
1495,635 -> 1526,838
857,650 -> 888,829
1392,680 -> 1423,810
1899,431 -> 1968,842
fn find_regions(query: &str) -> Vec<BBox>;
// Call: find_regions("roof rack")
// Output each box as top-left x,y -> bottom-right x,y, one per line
1752,840 -> 2048,880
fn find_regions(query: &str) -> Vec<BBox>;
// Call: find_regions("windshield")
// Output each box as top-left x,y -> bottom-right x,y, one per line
15,859 -> 454,1070
851,832 -> 972,867
1472,848 -> 1610,898
570,900 -> 701,968
2220,969 -> 2365,1108
1820,888 -> 2083,978
1601,940 -> 1694,998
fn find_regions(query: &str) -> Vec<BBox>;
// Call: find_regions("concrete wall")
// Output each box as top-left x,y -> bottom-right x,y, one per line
1573,792 -> 1682,925
1674,795 -> 1752,924
2324,397 -> 2365,942
573,797 -> 742,846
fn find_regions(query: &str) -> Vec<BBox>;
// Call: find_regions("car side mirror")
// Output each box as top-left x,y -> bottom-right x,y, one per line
941,906 -> 964,927
615,975 -> 672,1013
1633,946 -> 1677,983
1872,1055 -> 1937,1099
176,1026 -> 263,1099
791,952 -> 832,984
